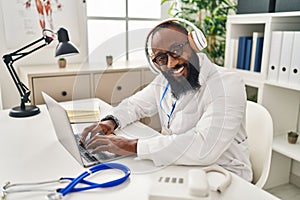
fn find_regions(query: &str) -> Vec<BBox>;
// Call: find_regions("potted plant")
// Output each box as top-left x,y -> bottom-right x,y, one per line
287,131 -> 299,144
106,55 -> 113,66
161,0 -> 237,66
58,57 -> 67,68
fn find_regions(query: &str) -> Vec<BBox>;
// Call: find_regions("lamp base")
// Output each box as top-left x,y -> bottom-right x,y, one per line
9,105 -> 40,118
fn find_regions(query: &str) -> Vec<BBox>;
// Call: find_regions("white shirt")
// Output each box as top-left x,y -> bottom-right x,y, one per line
112,53 -> 253,182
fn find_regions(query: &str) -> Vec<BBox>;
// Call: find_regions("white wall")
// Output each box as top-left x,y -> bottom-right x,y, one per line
0,1 -> 87,109
0,5 -> 19,109
0,82 -> 3,110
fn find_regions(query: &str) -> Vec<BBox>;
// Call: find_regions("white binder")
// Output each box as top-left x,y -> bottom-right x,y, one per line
288,31 -> 300,86
278,31 -> 294,84
250,32 -> 264,72
267,31 -> 283,82
228,38 -> 238,68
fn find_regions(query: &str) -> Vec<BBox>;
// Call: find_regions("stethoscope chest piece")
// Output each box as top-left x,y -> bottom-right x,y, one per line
47,192 -> 63,200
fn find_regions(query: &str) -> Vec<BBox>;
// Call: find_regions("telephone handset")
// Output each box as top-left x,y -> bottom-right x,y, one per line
188,165 -> 232,197
149,165 -> 232,200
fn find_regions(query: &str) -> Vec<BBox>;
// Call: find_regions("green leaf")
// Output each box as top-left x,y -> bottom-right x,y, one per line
161,0 -> 237,66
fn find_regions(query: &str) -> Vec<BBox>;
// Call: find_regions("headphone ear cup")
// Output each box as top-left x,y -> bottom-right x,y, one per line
188,31 -> 207,53
188,32 -> 201,53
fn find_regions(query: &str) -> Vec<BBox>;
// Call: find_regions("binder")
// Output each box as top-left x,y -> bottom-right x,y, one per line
250,32 -> 264,72
244,37 -> 253,71
278,31 -> 294,84
267,31 -> 283,82
236,36 -> 251,70
253,37 -> 264,72
288,31 -> 300,86
228,38 -> 238,68
233,38 -> 239,68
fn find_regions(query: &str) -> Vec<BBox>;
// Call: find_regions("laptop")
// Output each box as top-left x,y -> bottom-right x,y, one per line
42,92 -> 125,167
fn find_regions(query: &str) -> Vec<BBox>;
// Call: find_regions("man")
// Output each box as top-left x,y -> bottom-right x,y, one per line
80,20 -> 253,182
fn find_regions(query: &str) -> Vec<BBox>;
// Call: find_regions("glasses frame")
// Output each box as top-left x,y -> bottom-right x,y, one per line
151,40 -> 189,67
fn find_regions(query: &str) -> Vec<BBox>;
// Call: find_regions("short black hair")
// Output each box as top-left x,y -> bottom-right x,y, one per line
151,21 -> 188,40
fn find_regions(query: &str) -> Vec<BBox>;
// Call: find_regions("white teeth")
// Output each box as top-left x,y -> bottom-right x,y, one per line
174,66 -> 184,74
173,66 -> 184,74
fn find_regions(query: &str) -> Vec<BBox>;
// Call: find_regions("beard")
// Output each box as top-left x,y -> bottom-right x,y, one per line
162,51 -> 200,99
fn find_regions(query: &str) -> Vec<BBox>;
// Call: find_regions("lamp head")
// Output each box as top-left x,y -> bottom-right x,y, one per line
55,28 -> 79,57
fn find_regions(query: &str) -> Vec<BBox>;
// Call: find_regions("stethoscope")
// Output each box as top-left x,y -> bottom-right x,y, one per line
1,163 -> 131,200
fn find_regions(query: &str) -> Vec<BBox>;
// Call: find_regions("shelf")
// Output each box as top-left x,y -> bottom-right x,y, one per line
273,134 -> 300,162
265,81 -> 300,92
228,11 -> 300,20
225,11 -> 300,189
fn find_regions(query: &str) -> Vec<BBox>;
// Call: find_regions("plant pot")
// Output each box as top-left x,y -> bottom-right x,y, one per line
58,59 -> 67,68
288,136 -> 298,144
287,131 -> 299,144
106,56 -> 113,66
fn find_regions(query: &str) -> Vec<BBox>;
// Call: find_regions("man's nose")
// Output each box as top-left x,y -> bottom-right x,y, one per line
166,54 -> 179,69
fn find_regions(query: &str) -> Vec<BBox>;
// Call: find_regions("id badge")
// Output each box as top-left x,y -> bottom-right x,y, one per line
161,127 -> 172,135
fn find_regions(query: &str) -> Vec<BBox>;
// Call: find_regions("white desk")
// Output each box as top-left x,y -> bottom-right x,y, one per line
0,98 -> 279,200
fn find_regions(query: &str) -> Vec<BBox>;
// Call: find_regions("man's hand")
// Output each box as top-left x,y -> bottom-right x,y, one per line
80,120 -> 115,144
86,134 -> 138,156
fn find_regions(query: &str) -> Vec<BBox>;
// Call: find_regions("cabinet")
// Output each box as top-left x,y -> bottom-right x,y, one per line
225,12 -> 300,189
18,62 -> 160,130
32,74 -> 91,105
94,71 -> 142,105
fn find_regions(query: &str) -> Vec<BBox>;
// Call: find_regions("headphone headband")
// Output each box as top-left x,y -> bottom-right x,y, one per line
145,18 -> 207,74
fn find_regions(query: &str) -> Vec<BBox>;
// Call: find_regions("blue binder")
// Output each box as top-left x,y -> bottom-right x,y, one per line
236,36 -> 252,70
244,38 -> 253,71
254,37 -> 264,72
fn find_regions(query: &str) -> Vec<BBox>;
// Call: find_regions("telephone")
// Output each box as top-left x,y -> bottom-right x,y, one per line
149,165 -> 231,200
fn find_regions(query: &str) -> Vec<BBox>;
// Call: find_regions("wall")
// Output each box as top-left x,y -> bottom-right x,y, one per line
0,4 -> 18,109
0,1 -> 87,109
0,0 -> 171,110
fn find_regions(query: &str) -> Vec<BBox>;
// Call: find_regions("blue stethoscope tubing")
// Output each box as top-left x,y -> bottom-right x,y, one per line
58,162 -> 131,196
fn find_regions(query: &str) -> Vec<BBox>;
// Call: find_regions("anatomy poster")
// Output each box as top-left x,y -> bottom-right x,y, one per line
1,0 -> 80,49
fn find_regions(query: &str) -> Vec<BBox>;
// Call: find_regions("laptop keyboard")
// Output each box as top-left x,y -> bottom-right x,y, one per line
74,134 -> 118,163
78,142 -> 98,162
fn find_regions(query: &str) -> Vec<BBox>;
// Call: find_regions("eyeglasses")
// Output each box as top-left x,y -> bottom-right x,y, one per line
151,41 -> 189,67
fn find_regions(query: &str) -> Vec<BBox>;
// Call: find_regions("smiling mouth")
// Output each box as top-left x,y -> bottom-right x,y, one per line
172,66 -> 185,76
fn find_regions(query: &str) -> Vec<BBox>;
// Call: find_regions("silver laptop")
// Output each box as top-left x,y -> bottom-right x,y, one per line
42,92 -> 124,167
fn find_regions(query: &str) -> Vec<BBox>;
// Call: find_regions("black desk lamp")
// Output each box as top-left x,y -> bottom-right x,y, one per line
2,28 -> 79,118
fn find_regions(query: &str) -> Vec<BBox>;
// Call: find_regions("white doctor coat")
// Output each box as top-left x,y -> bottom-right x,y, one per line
112,53 -> 253,182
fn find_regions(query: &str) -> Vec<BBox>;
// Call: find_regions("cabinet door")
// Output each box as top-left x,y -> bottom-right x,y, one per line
142,69 -> 157,87
32,75 -> 91,105
94,71 -> 141,105
140,69 -> 161,131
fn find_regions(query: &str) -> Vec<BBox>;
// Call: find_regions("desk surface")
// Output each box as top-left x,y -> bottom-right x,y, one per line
0,98 -> 279,200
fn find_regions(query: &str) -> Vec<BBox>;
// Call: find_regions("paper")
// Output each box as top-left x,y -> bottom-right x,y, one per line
66,110 -> 100,124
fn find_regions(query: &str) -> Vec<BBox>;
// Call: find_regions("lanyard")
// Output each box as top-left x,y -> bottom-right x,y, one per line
160,83 -> 177,129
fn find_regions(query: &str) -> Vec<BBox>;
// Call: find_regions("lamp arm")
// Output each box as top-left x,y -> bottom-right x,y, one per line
2,35 -> 53,105
3,61 -> 30,107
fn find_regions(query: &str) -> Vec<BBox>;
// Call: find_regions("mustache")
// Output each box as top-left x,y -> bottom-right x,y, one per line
166,63 -> 188,74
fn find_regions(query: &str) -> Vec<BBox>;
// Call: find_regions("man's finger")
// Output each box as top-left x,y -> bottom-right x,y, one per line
80,126 -> 93,143
91,145 -> 109,154
86,136 -> 108,149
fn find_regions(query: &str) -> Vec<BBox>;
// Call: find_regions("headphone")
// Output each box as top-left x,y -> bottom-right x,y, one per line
145,18 -> 207,74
